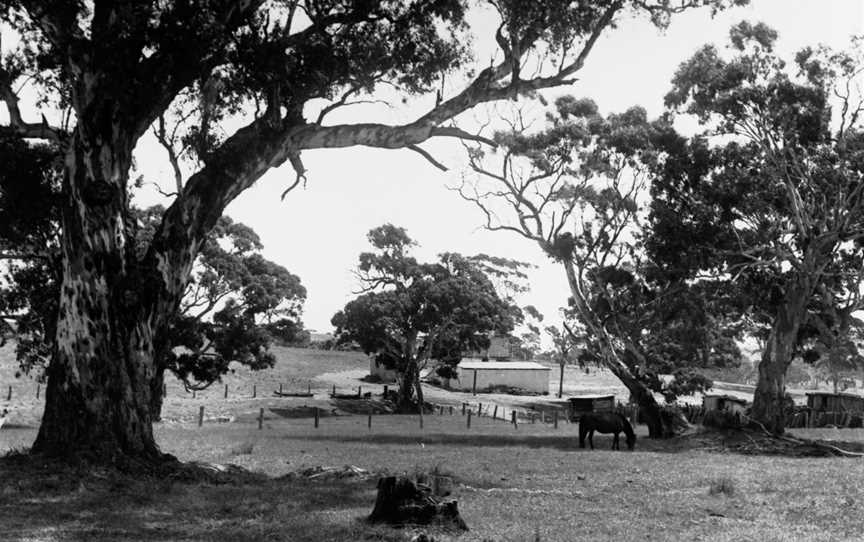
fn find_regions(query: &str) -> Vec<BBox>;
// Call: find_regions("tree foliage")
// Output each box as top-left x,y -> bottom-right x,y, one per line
649,25 -> 864,432
456,96 -> 744,435
332,224 -> 515,407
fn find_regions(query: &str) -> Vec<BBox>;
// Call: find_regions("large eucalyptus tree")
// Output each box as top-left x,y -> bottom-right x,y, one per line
0,0 -> 744,460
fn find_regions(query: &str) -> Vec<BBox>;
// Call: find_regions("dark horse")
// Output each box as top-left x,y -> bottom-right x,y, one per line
579,411 -> 636,451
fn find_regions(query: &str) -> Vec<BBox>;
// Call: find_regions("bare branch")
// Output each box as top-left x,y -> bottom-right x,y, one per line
407,144 -> 448,171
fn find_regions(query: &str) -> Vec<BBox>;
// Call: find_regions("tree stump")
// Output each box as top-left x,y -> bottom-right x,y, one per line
368,476 -> 468,530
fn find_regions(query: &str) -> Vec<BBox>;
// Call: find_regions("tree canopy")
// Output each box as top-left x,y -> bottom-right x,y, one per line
332,224 -> 515,408
649,24 -> 864,432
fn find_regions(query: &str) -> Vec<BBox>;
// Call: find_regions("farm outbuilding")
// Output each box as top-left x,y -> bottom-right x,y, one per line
566,394 -> 615,422
451,360 -> 550,394
703,394 -> 749,415
806,392 -> 864,414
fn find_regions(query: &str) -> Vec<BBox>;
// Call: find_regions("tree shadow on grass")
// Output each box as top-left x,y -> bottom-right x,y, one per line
281,428 -> 795,455
0,455 -> 404,542
281,431 -> 631,451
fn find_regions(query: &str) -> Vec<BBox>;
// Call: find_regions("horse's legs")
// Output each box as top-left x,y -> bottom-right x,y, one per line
579,424 -> 585,448
588,430 -> 594,450
612,432 -> 619,450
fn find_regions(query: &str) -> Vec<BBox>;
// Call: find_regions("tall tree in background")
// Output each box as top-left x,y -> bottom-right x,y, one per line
331,224 -> 515,409
653,24 -> 864,432
0,0 -> 745,460
456,98 -> 735,436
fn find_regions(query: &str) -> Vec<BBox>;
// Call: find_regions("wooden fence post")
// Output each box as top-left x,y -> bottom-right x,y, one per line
472,369 -> 478,396
198,406 -> 205,427
308,382 -> 312,395
368,412 -> 372,429
224,384 -> 228,399
253,384 -> 257,398
493,405 -> 498,420
449,406 -> 454,416
36,384 -> 40,399
332,384 -> 336,397
511,410 -> 517,429
314,407 -> 319,428
462,403 -> 466,416
467,410 -> 472,429
383,385 -> 388,396
478,403 -> 483,417
358,386 -> 362,397
279,383 -> 283,394
553,410 -> 558,429
258,407 -> 264,430
531,411 -> 536,424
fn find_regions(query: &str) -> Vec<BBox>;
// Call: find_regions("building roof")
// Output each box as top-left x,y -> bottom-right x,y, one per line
459,360 -> 550,371
805,391 -> 864,399
567,394 -> 615,400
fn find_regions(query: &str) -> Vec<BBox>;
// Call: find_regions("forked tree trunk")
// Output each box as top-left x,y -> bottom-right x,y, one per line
398,359 -> 419,411
750,291 -> 807,434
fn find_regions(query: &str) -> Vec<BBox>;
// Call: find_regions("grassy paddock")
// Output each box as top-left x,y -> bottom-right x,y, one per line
4,413 -> 864,541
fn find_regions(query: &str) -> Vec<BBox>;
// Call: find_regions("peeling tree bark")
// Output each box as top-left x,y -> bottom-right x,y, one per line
33,115 -> 163,458
750,283 -> 809,434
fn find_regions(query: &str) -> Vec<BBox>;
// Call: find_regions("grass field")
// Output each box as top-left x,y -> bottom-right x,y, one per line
3,345 -> 864,541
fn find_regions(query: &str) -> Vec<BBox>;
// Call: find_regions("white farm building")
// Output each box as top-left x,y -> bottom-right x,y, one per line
450,360 -> 551,394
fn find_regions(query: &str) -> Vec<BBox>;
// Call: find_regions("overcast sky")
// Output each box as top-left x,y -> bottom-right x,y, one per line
14,1 -> 863,334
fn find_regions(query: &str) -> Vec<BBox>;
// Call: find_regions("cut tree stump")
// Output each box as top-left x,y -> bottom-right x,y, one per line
368,476 -> 468,530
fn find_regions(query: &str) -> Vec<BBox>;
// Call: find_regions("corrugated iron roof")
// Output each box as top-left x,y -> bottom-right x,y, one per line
805,391 -> 864,399
459,360 -> 550,371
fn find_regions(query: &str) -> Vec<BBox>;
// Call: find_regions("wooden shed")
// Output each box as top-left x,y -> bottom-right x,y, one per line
453,360 -> 550,394
703,394 -> 748,415
806,392 -> 864,414
566,394 -> 615,422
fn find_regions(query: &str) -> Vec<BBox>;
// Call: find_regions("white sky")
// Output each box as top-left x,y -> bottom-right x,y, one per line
7,1 -> 864,334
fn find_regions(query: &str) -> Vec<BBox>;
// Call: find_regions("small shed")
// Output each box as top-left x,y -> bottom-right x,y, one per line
453,360 -> 550,394
369,357 -> 398,383
703,394 -> 748,415
566,394 -> 615,422
806,392 -> 864,414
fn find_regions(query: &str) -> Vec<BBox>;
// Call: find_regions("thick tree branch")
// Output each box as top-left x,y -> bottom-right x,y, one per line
0,78 -> 63,141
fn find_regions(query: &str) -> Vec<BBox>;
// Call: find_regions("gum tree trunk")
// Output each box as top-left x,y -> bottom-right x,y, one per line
32,118 -> 164,458
750,288 -> 808,434
560,261 -> 671,438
